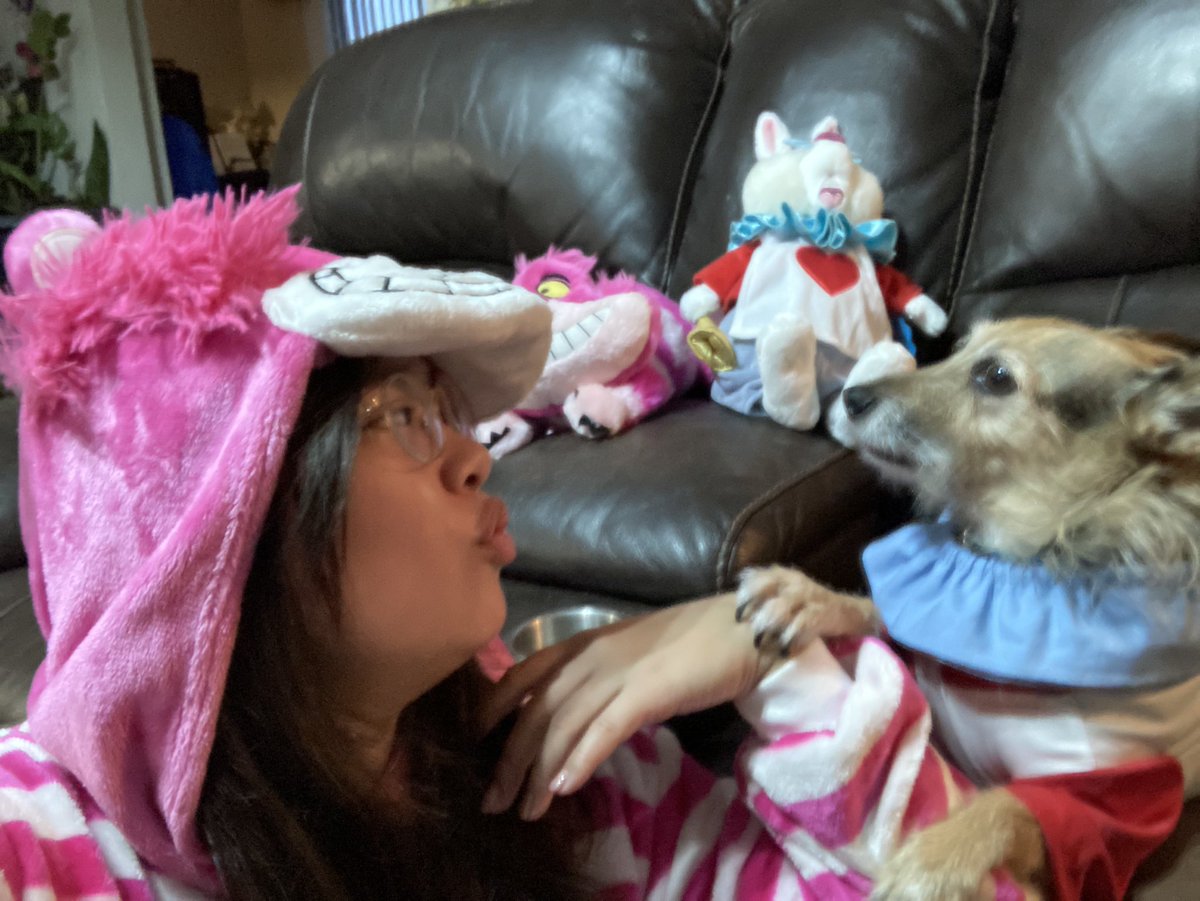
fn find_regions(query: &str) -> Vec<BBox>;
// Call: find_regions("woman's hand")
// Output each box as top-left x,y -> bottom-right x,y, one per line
478,593 -> 774,821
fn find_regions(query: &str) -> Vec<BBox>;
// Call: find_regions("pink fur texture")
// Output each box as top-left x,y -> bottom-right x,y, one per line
2,190 -> 337,890
512,247 -> 600,296
483,247 -> 704,450
0,188 -> 317,406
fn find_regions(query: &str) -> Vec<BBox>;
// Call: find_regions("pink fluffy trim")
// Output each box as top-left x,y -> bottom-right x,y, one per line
0,188 -> 307,404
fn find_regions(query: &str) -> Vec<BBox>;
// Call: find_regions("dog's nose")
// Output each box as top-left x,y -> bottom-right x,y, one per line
842,385 -> 878,420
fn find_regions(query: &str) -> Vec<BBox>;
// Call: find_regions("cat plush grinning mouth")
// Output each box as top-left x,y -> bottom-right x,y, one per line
547,307 -> 612,362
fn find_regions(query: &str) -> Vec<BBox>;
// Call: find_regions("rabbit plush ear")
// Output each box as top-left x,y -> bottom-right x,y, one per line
3,209 -> 101,293
810,115 -> 844,143
754,111 -> 791,160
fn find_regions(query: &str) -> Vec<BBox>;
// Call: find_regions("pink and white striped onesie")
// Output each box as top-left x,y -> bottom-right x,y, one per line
2,638 -> 1023,900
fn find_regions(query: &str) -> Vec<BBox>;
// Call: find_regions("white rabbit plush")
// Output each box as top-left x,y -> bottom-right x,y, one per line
682,113 -> 947,444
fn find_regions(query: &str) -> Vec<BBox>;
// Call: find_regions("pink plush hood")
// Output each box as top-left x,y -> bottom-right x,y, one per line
0,190 -> 334,890
0,191 -> 538,891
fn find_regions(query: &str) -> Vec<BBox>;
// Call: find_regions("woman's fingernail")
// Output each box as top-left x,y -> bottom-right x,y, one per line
519,794 -> 541,821
550,770 -> 572,795
481,784 -> 504,814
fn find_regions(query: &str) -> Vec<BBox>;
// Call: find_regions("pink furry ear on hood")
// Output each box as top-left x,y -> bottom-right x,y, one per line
2,208 -> 101,294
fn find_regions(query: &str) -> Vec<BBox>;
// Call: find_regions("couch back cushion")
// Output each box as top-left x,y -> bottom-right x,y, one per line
272,0 -> 732,286
950,0 -> 1200,337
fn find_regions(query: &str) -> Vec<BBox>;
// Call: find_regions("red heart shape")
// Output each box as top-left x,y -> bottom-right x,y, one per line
796,246 -> 860,296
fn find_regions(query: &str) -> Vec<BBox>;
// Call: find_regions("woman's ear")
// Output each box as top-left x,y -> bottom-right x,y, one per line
1125,357 -> 1200,461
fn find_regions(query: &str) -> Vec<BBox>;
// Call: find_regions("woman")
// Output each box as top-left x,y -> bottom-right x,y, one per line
0,192 -> 977,900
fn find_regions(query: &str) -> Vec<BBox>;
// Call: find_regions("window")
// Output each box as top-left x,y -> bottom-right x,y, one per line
329,1 -> 424,49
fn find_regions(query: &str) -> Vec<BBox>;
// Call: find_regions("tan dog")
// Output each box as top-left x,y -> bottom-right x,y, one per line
737,318 -> 1200,899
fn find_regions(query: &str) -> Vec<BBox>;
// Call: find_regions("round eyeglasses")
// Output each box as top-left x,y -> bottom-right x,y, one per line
357,370 -> 469,465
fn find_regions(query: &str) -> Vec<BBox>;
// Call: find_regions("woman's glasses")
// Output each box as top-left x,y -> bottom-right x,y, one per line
357,369 -> 470,465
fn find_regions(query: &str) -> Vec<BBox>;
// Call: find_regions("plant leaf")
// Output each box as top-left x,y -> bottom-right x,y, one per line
82,123 -> 110,209
0,157 -> 45,194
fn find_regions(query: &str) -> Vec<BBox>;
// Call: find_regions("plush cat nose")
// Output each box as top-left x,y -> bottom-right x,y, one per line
842,385 -> 878,419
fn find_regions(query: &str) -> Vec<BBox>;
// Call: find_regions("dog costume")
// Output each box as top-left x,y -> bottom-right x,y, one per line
864,518 -> 1194,899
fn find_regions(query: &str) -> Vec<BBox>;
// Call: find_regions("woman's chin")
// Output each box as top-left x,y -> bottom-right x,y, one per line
473,581 -> 508,647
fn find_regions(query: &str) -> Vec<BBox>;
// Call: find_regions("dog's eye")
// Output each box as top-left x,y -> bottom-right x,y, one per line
970,358 -> 1017,396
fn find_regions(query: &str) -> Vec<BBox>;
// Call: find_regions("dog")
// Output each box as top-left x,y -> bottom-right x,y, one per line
736,317 -> 1200,899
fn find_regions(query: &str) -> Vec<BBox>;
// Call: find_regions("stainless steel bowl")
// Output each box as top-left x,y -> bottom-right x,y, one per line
506,605 -> 624,661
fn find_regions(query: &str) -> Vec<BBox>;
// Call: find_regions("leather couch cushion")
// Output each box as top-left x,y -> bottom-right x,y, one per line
491,398 -> 907,604
952,0 -> 1200,337
273,0 -> 732,286
0,567 -> 39,727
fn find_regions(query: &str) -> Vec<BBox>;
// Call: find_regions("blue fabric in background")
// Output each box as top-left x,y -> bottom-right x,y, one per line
161,115 -> 219,199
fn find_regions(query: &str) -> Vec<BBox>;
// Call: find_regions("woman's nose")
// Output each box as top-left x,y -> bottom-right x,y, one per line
441,427 -> 492,491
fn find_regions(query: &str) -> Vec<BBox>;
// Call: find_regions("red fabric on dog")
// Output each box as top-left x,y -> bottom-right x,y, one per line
1007,756 -> 1183,900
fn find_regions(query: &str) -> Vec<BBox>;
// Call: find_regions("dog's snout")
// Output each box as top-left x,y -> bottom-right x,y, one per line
842,385 -> 878,420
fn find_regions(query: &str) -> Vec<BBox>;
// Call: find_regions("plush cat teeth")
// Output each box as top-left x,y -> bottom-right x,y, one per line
547,308 -> 612,362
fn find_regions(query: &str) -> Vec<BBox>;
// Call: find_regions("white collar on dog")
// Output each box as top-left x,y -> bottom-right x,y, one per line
863,518 -> 1200,689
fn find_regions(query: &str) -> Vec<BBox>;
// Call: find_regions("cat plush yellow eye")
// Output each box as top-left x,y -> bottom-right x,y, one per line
537,276 -> 571,299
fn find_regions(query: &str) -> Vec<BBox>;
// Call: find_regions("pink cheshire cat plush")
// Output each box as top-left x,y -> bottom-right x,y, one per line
474,248 -> 706,457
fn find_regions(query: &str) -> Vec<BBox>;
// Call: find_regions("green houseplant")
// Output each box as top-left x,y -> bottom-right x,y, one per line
0,4 -> 110,217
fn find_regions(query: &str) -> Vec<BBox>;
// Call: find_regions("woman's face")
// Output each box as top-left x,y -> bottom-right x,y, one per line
333,359 -> 514,716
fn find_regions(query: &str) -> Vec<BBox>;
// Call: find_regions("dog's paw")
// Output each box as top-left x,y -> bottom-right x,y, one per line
873,788 -> 1046,901
736,565 -> 865,656
870,837 -> 997,901
564,384 -> 631,439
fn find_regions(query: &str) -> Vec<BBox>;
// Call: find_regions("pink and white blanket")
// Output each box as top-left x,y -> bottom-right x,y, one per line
2,637 -> 1021,899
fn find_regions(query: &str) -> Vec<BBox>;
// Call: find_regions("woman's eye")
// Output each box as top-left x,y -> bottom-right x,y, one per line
391,405 -> 418,427
970,358 -> 1017,396
537,276 -> 571,299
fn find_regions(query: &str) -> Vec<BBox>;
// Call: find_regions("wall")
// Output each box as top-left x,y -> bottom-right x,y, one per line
141,0 -> 252,122
45,0 -> 169,210
141,0 -> 330,139
239,0 -> 329,137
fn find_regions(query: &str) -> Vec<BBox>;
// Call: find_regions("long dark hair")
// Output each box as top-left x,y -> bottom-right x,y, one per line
197,357 -> 594,900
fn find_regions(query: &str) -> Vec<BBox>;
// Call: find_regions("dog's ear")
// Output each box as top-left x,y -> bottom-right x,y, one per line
1110,327 -> 1200,359
1124,358 -> 1200,462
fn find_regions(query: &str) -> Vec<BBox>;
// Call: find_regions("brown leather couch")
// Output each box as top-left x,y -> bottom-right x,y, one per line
2,0 -> 1198,895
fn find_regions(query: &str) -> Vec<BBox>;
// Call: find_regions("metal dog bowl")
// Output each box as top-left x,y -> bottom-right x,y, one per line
506,605 -> 624,661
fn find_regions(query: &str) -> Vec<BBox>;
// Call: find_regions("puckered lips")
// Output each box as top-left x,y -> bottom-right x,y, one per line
477,495 -> 516,567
